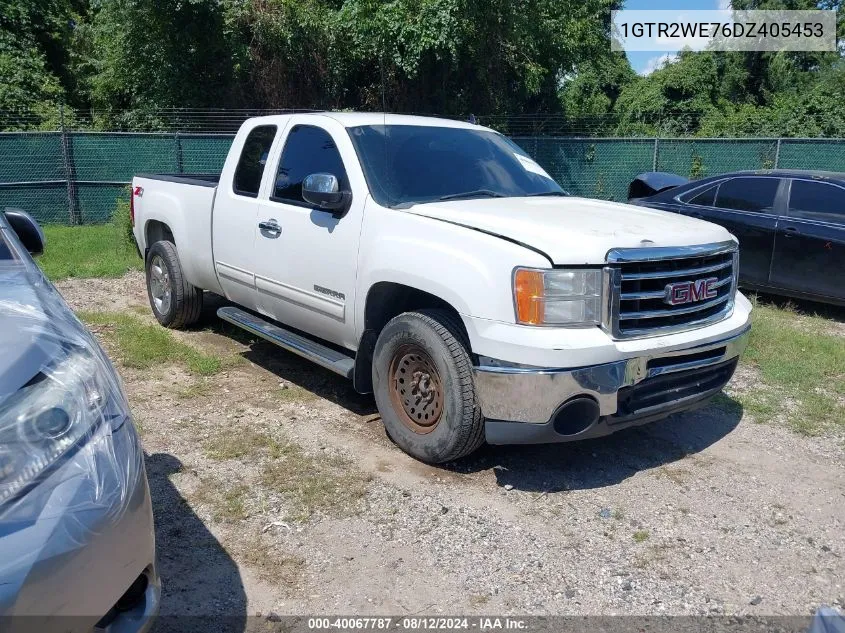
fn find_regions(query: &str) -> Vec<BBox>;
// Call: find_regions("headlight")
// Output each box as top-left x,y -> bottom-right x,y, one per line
0,347 -> 125,506
513,268 -> 603,326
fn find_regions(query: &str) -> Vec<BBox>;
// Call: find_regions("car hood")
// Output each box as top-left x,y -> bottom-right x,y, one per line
0,265 -> 72,400
406,196 -> 735,265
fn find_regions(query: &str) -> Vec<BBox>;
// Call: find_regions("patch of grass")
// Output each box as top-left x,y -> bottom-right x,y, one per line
469,593 -> 490,607
261,443 -> 372,522
237,537 -> 305,586
656,466 -> 690,486
276,385 -> 317,402
203,427 -> 281,461
193,479 -> 249,523
632,530 -> 650,543
633,543 -> 671,569
175,380 -> 214,400
737,302 -> 844,435
39,222 -> 141,281
79,311 -> 222,375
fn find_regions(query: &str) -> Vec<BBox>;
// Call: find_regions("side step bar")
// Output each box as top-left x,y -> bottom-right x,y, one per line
217,306 -> 355,379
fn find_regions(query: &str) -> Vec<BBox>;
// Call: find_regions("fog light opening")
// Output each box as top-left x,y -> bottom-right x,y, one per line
116,572 -> 149,612
552,396 -> 600,436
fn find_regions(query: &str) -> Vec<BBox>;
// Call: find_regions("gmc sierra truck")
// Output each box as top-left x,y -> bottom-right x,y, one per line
131,113 -> 751,464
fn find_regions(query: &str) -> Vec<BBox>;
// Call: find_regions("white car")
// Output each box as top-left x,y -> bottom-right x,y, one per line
131,113 -> 751,463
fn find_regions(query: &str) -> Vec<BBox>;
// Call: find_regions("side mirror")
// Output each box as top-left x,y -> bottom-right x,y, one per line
4,208 -> 45,256
302,173 -> 351,215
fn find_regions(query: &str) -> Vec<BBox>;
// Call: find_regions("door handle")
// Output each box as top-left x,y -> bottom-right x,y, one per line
258,219 -> 281,233
782,226 -> 799,238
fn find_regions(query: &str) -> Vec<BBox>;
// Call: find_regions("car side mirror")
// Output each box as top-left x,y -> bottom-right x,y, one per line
302,173 -> 351,215
4,208 -> 45,256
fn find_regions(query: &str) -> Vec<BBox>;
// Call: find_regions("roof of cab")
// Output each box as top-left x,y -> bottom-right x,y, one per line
245,111 -> 492,131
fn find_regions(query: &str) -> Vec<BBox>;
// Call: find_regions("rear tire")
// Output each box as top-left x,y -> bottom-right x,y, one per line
372,309 -> 484,463
145,240 -> 202,329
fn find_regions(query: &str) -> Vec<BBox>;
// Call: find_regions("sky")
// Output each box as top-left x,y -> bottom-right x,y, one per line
623,0 -> 731,75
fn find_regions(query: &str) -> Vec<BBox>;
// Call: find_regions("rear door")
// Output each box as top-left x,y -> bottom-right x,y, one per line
770,178 -> 845,300
675,176 -> 782,287
211,123 -> 278,308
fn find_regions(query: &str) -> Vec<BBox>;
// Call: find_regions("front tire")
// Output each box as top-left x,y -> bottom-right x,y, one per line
372,309 -> 484,463
145,240 -> 202,328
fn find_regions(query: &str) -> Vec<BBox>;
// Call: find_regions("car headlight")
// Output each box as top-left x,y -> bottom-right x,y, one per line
513,268 -> 603,326
0,347 -> 126,506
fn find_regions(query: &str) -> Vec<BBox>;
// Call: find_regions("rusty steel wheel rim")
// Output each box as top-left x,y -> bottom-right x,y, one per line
388,344 -> 444,434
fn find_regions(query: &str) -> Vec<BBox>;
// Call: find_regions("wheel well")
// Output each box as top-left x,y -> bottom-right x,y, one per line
145,220 -> 174,258
353,282 -> 469,394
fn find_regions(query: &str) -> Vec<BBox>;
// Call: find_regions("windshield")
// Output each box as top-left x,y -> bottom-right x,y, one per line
347,124 -> 566,208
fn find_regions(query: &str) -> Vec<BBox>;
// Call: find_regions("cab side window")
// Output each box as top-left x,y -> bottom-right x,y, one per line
714,177 -> 779,214
788,180 -> 845,224
273,125 -> 349,205
233,125 -> 277,198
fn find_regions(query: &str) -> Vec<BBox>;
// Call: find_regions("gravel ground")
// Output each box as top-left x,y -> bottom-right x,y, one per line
57,273 -> 845,619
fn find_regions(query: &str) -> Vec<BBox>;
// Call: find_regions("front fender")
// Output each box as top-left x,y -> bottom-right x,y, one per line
356,206 -> 550,338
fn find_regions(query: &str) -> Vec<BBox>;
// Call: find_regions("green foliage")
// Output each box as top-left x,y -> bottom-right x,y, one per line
38,222 -> 141,280
2,0 -> 845,138
560,52 -> 637,122
235,0 -> 618,114
111,195 -> 134,246
78,311 -> 223,375
737,300 -> 845,436
86,0 -> 241,115
0,0 -> 75,125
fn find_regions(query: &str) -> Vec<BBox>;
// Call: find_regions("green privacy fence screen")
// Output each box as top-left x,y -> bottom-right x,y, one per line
2,131 -> 844,224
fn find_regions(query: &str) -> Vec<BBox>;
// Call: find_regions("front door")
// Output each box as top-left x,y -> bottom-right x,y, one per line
252,117 -> 366,350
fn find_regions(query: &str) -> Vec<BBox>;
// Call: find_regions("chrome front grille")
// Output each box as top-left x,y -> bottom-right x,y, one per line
604,241 -> 738,339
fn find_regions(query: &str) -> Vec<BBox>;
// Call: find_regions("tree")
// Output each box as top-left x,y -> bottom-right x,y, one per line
86,0 -> 242,116
559,51 -> 635,133
0,0 -> 77,126
614,50 -> 722,136
230,0 -> 619,114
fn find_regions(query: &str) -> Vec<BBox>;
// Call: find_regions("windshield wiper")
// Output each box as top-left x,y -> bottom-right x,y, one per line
438,190 -> 507,202
527,191 -> 569,197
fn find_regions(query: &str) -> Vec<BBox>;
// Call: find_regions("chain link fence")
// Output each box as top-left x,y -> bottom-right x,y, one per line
2,108 -> 845,224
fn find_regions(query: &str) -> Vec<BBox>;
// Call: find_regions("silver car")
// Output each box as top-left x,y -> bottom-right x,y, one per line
0,209 -> 159,632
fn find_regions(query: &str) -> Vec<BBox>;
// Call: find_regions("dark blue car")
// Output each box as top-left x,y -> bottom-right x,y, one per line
629,170 -> 845,307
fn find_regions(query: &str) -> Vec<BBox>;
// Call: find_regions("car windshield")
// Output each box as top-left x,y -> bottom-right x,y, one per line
347,124 -> 566,208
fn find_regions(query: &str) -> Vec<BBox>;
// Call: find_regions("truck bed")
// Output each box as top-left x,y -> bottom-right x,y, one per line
135,173 -> 220,188
132,172 -> 223,295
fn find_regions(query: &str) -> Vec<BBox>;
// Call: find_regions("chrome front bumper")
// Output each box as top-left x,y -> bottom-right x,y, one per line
474,326 -> 750,444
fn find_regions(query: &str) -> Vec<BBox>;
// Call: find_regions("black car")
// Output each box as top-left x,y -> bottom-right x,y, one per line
629,170 -> 845,306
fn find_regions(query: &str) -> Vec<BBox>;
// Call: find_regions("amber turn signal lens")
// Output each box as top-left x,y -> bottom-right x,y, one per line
513,268 -> 545,324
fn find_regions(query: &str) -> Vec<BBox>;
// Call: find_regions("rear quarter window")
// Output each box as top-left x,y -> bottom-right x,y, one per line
233,125 -> 277,198
681,183 -> 719,207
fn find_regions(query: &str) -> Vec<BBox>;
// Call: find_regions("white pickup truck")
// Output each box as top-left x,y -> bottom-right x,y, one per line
131,113 -> 751,463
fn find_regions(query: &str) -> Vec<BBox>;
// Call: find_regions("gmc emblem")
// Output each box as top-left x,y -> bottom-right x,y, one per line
664,277 -> 719,306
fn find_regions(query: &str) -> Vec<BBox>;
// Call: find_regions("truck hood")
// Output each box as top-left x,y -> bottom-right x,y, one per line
406,196 -> 735,265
